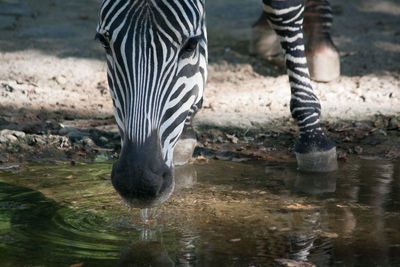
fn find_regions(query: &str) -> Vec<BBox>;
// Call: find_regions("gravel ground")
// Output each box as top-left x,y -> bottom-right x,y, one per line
0,0 -> 399,163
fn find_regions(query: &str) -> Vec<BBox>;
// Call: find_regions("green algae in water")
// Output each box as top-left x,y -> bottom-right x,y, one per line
0,159 -> 400,266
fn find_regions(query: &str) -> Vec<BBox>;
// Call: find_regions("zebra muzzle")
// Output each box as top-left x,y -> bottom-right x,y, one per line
111,133 -> 174,208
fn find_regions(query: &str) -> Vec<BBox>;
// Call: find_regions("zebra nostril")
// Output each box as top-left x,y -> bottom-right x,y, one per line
162,171 -> 169,180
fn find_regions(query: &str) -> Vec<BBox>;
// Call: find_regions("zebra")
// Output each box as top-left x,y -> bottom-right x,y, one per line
96,0 -> 340,208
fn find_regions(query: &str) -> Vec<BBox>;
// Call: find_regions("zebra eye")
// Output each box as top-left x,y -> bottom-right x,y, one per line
182,37 -> 199,53
95,32 -> 111,52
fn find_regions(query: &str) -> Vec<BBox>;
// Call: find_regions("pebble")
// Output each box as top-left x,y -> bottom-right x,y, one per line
99,136 -> 108,143
81,137 -> 96,147
54,76 -> 67,85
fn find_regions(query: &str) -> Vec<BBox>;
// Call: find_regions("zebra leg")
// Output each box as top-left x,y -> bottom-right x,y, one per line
249,12 -> 282,58
252,0 -> 339,82
304,0 -> 340,82
263,0 -> 338,172
173,101 -> 202,166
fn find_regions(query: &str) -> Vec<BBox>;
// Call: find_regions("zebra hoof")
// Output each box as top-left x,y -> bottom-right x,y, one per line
173,137 -> 197,166
296,146 -> 338,172
306,42 -> 340,82
249,22 -> 282,58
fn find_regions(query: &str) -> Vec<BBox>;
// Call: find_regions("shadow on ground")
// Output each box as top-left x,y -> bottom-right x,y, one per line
0,0 -> 399,76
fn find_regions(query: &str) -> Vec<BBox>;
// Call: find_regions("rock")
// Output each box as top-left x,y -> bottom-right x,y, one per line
388,117 -> 400,130
0,129 -> 26,143
0,134 -> 17,143
0,135 -> 8,143
58,126 -> 78,136
13,130 -> 25,139
46,121 -> 62,133
0,164 -> 20,171
67,131 -> 88,142
82,137 -> 96,147
34,136 -> 46,145
226,133 -> 239,144
58,126 -> 88,142
99,136 -> 109,144
26,135 -> 37,146
373,117 -> 387,128
14,131 -> 25,139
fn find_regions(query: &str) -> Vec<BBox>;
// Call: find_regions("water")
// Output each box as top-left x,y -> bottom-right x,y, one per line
0,158 -> 400,266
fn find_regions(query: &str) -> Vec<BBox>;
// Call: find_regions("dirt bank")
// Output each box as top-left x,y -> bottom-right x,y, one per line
0,0 -> 399,164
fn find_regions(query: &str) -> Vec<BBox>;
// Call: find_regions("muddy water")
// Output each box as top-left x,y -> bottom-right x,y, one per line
0,158 -> 400,266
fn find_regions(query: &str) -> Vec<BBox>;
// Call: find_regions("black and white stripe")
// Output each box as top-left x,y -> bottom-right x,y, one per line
97,0 -> 334,167
263,0 -> 323,137
304,0 -> 334,36
97,0 -> 207,166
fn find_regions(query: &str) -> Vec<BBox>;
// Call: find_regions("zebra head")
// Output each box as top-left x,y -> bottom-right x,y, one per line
96,0 -> 207,208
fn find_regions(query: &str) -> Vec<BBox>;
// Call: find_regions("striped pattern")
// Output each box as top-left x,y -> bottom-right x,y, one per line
304,0 -> 334,36
97,0 -> 207,166
263,0 -> 323,136
97,0 -> 332,165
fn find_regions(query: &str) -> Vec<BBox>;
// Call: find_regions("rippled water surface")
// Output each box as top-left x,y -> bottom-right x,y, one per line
1,158 -> 400,266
